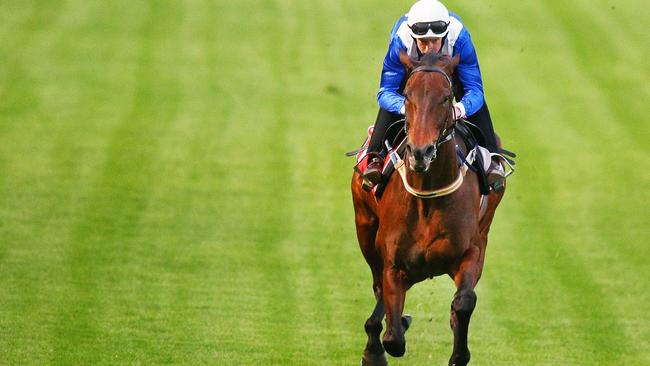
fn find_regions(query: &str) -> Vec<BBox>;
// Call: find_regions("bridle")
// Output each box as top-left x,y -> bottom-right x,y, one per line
390,63 -> 470,199
404,65 -> 456,159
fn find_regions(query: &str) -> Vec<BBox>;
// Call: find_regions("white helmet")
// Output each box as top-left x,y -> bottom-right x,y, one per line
407,0 -> 450,39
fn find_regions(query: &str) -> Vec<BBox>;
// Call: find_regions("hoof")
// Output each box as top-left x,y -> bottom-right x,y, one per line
382,339 -> 406,358
361,351 -> 388,366
402,315 -> 412,331
448,351 -> 471,366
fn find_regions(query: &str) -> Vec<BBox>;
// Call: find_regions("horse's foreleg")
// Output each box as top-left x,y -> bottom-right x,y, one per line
362,294 -> 387,366
361,258 -> 388,366
381,266 -> 408,358
354,201 -> 387,366
448,245 -> 482,366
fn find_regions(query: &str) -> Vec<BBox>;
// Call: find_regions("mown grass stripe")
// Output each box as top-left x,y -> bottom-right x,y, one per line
197,1 -> 300,363
545,0 -> 648,151
49,1 -> 183,363
544,2 -> 650,361
145,4 -> 238,361
492,4 -> 640,363
0,1 -> 83,363
283,2 -> 352,361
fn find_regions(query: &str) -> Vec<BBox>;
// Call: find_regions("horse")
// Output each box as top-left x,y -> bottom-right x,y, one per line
351,51 -> 506,366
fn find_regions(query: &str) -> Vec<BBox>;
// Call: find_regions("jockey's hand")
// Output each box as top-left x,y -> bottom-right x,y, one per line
453,103 -> 466,120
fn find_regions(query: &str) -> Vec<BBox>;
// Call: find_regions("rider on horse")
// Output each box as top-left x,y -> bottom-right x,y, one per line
363,0 -> 505,192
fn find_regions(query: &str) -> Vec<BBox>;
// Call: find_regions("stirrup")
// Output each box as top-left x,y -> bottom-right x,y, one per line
361,177 -> 377,192
362,168 -> 382,192
487,159 -> 506,193
488,172 -> 505,193
362,153 -> 383,192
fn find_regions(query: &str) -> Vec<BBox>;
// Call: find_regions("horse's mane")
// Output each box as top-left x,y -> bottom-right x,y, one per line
420,51 -> 452,68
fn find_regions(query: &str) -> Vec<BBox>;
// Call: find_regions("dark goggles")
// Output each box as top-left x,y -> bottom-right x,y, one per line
409,21 -> 449,36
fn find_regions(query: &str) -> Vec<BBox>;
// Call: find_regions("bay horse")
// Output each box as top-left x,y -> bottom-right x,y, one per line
351,51 -> 506,366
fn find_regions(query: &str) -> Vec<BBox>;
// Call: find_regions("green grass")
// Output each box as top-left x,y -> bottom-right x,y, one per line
1,0 -> 648,365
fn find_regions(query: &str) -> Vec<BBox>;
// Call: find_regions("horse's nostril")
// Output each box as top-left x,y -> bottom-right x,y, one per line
425,144 -> 436,158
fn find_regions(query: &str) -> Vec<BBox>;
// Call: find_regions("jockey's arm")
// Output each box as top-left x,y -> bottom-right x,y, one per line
454,29 -> 485,118
377,37 -> 407,115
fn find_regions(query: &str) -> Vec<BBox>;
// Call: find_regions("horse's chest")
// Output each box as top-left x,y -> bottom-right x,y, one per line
395,219 -> 470,279
380,201 -> 475,280
400,236 -> 458,278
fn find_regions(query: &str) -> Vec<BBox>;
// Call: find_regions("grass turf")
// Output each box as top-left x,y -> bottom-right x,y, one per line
0,0 -> 648,364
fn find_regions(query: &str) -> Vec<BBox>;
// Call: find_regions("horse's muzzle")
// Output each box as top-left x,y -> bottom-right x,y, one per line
406,142 -> 436,172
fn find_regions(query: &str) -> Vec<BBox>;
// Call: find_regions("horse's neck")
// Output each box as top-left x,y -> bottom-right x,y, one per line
406,141 -> 457,191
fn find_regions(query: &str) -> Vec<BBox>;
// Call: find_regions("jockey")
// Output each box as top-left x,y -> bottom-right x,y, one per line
362,0 -> 505,192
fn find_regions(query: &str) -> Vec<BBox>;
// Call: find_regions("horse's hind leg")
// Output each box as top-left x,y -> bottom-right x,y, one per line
448,245 -> 483,366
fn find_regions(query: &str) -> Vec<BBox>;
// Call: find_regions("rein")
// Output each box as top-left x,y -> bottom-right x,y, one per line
399,64 -> 465,199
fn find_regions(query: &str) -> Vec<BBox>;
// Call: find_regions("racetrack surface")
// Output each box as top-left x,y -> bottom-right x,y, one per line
1,1 -> 648,364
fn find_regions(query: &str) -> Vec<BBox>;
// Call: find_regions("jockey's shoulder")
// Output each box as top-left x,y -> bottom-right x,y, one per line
389,15 -> 408,38
449,11 -> 463,23
448,12 -> 470,44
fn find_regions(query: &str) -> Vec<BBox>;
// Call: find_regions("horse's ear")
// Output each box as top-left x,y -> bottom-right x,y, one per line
399,50 -> 416,72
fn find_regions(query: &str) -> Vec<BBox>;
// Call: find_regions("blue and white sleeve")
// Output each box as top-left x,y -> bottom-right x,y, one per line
455,30 -> 485,117
377,37 -> 407,115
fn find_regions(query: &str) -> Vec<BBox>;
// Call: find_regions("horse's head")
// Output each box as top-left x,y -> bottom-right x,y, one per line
399,51 -> 459,172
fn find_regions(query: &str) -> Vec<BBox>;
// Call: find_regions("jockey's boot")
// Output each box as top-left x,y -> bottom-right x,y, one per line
362,152 -> 383,192
487,158 -> 506,193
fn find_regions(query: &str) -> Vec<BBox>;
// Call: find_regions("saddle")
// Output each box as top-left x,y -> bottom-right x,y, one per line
348,119 -> 515,198
350,120 -> 406,197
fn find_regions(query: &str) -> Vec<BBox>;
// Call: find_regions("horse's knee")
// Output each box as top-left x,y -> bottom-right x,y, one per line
451,289 -> 477,317
356,212 -> 378,229
365,317 -> 383,335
